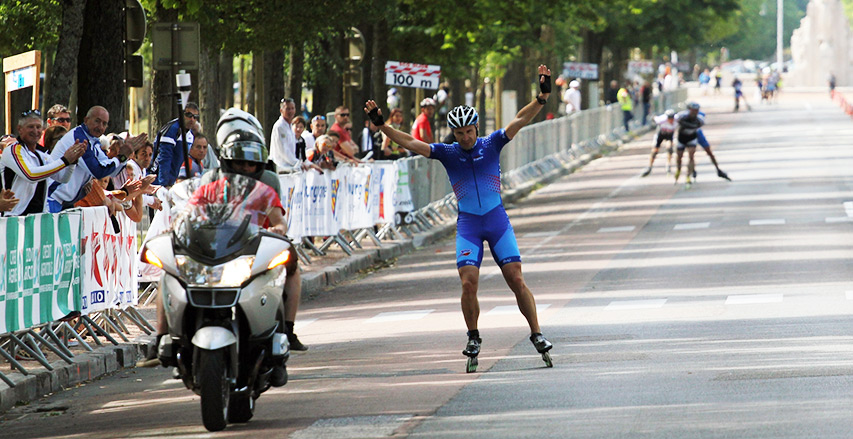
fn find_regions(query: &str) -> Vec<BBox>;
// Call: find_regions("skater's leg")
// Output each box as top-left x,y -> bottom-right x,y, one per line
459,266 -> 481,331
675,147 -> 685,180
500,262 -> 541,334
703,146 -> 721,172
686,146 -> 697,179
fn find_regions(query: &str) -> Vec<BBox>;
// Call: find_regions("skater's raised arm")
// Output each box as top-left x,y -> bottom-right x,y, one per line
364,100 -> 431,158
505,64 -> 551,140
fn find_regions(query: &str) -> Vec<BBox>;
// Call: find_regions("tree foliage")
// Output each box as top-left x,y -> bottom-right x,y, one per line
0,0 -> 62,57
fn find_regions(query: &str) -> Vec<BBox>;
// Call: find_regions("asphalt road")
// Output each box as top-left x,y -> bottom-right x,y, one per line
3,89 -> 853,438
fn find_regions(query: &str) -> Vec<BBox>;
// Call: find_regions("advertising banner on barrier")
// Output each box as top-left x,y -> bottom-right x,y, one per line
0,211 -> 80,334
79,207 -> 138,314
303,170 -> 336,236
371,162 -> 397,224
394,160 -> 414,213
344,165 -> 374,230
278,173 -> 304,241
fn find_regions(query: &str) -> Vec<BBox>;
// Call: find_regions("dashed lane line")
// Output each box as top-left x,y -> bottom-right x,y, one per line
597,226 -> 636,233
725,294 -> 784,305
366,309 -> 435,323
749,219 -> 786,226
604,299 -> 667,311
673,222 -> 711,230
485,304 -> 551,316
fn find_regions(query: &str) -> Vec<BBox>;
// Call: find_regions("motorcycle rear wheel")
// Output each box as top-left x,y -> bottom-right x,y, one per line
199,349 -> 230,432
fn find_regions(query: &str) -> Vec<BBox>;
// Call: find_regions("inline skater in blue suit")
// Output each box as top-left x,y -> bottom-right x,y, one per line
364,64 -> 554,372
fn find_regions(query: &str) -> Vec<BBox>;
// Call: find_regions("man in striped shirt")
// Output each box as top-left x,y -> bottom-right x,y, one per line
0,110 -> 85,216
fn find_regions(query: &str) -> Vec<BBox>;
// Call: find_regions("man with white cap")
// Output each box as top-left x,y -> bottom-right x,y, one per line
563,80 -> 581,114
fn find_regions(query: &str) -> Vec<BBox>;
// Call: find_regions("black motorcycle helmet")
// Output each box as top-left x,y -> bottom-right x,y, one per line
216,108 -> 268,180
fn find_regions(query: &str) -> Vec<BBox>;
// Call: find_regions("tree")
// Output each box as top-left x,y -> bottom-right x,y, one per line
77,0 -> 125,133
45,0 -> 87,119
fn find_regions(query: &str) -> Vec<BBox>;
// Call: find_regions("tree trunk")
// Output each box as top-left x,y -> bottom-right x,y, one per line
246,54 -> 256,114
371,19 -> 388,111
580,29 -> 605,109
221,51 -> 233,109
47,0 -> 86,122
286,44 -> 303,110
150,2 -> 178,136
77,0 -> 124,134
264,48 -> 285,145
198,41 -> 221,137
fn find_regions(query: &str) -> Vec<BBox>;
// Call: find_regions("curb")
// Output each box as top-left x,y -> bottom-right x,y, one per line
0,343 -> 142,414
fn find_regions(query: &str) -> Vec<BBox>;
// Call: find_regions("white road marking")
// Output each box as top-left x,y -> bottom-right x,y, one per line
749,219 -> 786,226
825,217 -> 853,223
844,201 -> 853,217
604,299 -> 667,311
725,294 -> 783,305
290,415 -> 414,439
846,291 -> 853,300
597,226 -> 636,233
486,304 -> 551,316
366,309 -> 434,323
522,231 -> 560,239
673,222 -> 710,230
294,319 -> 318,330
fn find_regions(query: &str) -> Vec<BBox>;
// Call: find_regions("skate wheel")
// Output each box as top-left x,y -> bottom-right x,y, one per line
542,352 -> 553,368
466,356 -> 478,373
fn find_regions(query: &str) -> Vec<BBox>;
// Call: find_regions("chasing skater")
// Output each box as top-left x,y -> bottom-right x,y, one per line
364,64 -> 554,372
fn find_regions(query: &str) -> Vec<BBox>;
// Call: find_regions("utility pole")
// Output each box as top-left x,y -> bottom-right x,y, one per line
777,0 -> 784,71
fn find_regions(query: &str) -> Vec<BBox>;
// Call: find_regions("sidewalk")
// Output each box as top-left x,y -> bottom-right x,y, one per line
0,124 -> 648,414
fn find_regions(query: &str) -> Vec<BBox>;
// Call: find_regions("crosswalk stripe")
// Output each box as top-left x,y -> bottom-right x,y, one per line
294,318 -> 317,330
605,299 -> 667,310
749,219 -> 786,226
522,231 -> 560,239
597,226 -> 636,233
826,217 -> 853,223
725,294 -> 783,305
846,291 -> 853,300
673,222 -> 710,230
366,309 -> 434,323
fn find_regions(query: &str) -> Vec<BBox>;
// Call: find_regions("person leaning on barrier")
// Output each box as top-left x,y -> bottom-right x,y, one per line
47,106 -> 148,213
0,110 -> 85,217
363,63 -> 555,360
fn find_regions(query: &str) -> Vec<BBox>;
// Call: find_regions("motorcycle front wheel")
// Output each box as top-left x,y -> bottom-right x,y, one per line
199,348 -> 230,432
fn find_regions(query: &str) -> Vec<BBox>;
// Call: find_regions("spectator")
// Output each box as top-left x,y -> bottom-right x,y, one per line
43,125 -> 69,153
0,110 -> 85,216
328,106 -> 359,161
617,81 -> 634,131
699,68 -> 711,95
152,102 -> 199,187
356,118 -> 382,159
178,133 -> 208,179
386,87 -> 400,110
411,98 -> 436,143
563,80 -> 581,114
640,81 -> 653,125
301,98 -> 311,120
380,108 -> 408,160
127,141 -> 163,212
303,115 -> 327,151
292,116 -> 309,162
269,98 -> 301,172
48,106 -> 147,212
605,80 -> 619,105
307,133 -> 339,170
39,104 -> 72,150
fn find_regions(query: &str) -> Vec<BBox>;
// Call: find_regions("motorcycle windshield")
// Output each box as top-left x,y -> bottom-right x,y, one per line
172,172 -> 278,261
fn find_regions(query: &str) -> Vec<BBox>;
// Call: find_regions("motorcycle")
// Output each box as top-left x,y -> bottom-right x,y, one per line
140,172 -> 292,431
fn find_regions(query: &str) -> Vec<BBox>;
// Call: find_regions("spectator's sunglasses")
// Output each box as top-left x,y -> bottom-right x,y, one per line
184,112 -> 200,120
312,116 -> 325,122
21,109 -> 41,117
51,117 -> 72,123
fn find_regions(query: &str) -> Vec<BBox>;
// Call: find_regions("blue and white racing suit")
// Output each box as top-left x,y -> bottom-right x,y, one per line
428,129 -> 521,269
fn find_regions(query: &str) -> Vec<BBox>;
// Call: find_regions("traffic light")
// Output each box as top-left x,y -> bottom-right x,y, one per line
125,0 -> 146,87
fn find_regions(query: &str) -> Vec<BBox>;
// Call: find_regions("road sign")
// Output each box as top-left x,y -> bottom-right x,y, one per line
151,22 -> 200,71
563,62 -> 598,80
7,66 -> 35,91
3,50 -> 41,133
628,60 -> 654,74
385,61 -> 441,90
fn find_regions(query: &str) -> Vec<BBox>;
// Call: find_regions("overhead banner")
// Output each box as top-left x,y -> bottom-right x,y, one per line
80,207 -> 138,314
628,60 -> 654,74
385,61 -> 441,90
0,211 -> 80,334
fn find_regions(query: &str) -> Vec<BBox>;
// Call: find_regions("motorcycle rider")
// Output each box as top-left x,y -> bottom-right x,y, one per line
148,109 -> 303,386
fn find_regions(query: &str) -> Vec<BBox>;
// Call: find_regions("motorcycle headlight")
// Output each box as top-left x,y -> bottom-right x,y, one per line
176,255 -> 255,287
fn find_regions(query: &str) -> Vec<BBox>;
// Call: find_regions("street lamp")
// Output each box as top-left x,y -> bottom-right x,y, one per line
777,0 -> 783,72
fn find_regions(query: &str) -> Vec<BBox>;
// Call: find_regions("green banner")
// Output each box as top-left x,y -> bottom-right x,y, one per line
4,217 -> 21,333
39,214 -> 56,323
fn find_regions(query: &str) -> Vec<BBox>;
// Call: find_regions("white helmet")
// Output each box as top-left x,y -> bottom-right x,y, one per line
665,109 -> 676,118
420,97 -> 436,107
446,105 -> 479,129
569,80 -> 580,88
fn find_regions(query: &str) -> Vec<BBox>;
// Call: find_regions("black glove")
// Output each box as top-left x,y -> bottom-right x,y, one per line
367,107 -> 385,126
539,73 -> 551,94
